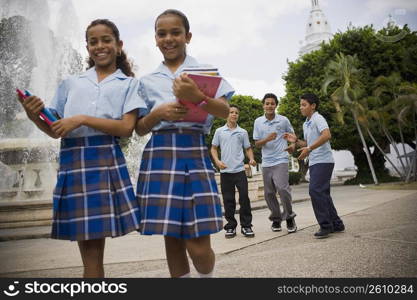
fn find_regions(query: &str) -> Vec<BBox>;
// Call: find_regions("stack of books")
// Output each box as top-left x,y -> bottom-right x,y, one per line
177,67 -> 222,123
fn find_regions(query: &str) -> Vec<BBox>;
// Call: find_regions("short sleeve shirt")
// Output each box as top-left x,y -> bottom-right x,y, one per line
212,124 -> 251,173
49,67 -> 146,138
303,112 -> 334,166
253,114 -> 294,167
138,55 -> 235,134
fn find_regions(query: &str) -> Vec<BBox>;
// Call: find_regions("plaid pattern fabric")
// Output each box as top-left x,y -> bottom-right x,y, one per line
51,135 -> 140,241
136,129 -> 223,239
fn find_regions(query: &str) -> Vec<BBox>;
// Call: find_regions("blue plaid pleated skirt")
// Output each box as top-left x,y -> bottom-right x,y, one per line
51,135 -> 140,241
136,128 -> 223,239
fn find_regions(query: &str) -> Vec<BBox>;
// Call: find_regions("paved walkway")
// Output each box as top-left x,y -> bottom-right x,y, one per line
0,184 -> 416,278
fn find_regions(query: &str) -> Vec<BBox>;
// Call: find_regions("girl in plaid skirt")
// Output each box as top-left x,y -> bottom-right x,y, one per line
135,9 -> 235,278
18,19 -> 145,277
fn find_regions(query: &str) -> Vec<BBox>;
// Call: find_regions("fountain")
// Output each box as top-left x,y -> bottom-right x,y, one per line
0,0 -> 83,229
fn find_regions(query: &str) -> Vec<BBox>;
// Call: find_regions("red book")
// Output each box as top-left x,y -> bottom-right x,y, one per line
177,74 -> 222,123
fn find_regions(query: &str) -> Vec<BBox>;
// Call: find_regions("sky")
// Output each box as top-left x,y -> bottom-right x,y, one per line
65,0 -> 417,100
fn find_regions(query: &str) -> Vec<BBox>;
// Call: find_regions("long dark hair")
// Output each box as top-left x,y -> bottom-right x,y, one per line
85,19 -> 135,77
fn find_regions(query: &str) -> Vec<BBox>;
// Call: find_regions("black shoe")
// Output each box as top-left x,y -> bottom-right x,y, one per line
225,228 -> 236,238
314,228 -> 331,239
271,221 -> 282,232
332,224 -> 345,233
241,227 -> 255,238
286,218 -> 297,233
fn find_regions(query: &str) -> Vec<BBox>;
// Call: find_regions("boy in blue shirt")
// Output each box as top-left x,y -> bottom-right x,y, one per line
211,105 -> 257,238
284,93 -> 345,238
253,93 -> 297,233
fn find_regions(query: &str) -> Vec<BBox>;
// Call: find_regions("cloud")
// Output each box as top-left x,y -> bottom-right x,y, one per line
365,0 -> 417,14
71,0 -> 311,58
227,77 -> 285,100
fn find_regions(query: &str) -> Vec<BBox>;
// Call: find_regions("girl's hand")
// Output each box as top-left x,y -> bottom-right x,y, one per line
249,159 -> 257,167
297,147 -> 310,160
154,102 -> 188,121
173,73 -> 205,104
283,132 -> 297,143
18,95 -> 45,122
51,115 -> 85,137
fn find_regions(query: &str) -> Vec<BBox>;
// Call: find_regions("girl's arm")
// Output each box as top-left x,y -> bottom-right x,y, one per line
199,96 -> 229,119
135,102 -> 188,136
51,110 -> 138,137
18,96 -> 60,139
173,74 -> 229,119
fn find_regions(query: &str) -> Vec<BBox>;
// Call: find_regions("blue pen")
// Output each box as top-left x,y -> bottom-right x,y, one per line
24,90 -> 58,122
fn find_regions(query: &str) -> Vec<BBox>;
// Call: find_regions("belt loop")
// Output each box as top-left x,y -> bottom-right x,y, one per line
85,137 -> 89,147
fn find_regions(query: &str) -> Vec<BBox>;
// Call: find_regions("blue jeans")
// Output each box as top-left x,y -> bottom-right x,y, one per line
309,163 -> 344,231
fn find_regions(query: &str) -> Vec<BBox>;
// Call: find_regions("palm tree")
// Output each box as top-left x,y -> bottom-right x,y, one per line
322,53 -> 379,185
357,97 -> 405,180
397,84 -> 417,182
374,73 -> 409,173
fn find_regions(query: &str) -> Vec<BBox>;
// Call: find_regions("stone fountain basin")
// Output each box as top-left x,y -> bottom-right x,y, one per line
0,138 -> 59,201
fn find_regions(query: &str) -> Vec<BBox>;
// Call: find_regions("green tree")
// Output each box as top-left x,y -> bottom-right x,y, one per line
280,24 -> 417,184
323,53 -> 378,184
396,83 -> 417,182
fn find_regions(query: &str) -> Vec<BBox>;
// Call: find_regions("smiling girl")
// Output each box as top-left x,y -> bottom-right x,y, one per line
135,9 -> 234,278
18,19 -> 145,277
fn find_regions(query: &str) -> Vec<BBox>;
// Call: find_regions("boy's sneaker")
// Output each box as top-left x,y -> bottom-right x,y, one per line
241,227 -> 255,238
271,221 -> 282,232
332,224 -> 345,233
314,228 -> 331,239
225,228 -> 236,238
286,218 -> 297,233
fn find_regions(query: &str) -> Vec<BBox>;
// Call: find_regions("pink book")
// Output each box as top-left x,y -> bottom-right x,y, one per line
177,74 -> 222,123
16,89 -> 54,126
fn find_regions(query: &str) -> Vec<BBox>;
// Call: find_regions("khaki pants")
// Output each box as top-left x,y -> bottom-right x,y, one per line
262,163 -> 296,222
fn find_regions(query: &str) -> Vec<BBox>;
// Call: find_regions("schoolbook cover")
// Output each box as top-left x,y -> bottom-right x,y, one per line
177,71 -> 222,123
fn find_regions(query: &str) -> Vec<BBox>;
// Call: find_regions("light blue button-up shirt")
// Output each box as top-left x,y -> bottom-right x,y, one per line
138,56 -> 235,134
49,67 -> 146,138
303,112 -> 334,166
212,124 -> 251,173
253,114 -> 294,167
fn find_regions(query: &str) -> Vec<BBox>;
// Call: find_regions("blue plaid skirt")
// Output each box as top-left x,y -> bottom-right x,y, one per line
136,129 -> 223,239
51,135 -> 140,241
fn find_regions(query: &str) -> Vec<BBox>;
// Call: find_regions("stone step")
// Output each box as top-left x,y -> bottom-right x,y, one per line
0,200 -> 52,229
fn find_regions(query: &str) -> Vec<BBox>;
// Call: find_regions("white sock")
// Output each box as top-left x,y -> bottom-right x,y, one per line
198,271 -> 213,278
179,272 -> 191,278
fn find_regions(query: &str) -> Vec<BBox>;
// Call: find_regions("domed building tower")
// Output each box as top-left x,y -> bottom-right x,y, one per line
299,0 -> 332,56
